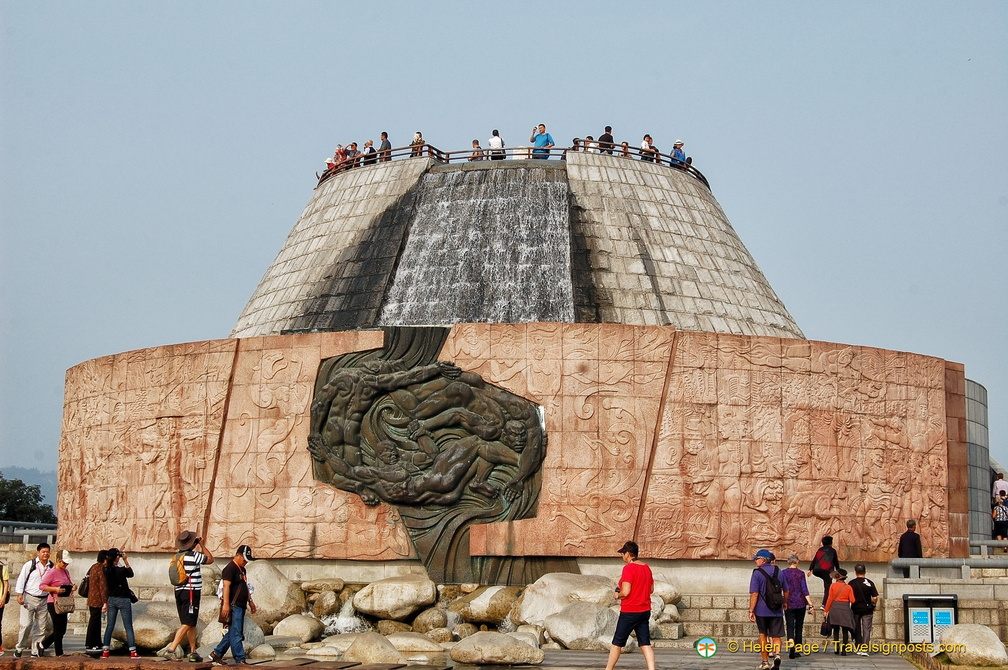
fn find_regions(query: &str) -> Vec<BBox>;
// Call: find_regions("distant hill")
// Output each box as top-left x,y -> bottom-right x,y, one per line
0,467 -> 57,510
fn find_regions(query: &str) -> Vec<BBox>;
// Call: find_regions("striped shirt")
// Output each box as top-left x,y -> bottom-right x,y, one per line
174,550 -> 207,591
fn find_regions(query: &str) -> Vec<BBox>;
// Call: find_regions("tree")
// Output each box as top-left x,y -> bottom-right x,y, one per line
0,471 -> 57,523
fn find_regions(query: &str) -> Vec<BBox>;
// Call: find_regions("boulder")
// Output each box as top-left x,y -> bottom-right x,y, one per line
273,613 -> 325,643
544,602 -> 627,651
128,617 -> 176,651
353,573 -> 436,621
245,561 -> 307,634
652,580 -> 681,605
341,631 -> 408,664
517,624 -> 546,645
301,579 -> 345,593
377,619 -> 412,635
450,631 -> 545,665
132,601 -> 179,620
427,627 -> 454,643
513,573 -> 616,626
448,586 -> 523,626
412,607 -> 449,633
320,632 -> 361,653
197,613 -> 266,649
311,590 -> 341,618
386,631 -> 446,652
508,630 -> 541,649
657,603 -> 680,623
454,622 -> 479,639
248,643 -> 276,660
940,624 -> 1008,667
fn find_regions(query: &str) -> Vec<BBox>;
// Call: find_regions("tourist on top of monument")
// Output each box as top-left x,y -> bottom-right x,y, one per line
807,535 -> 840,607
159,530 -> 215,662
361,139 -> 378,166
897,519 -> 922,576
344,142 -> 361,166
101,548 -> 138,659
37,550 -> 75,657
671,139 -> 686,165
640,135 -> 659,162
585,135 -> 598,153
781,554 -> 814,659
749,549 -> 786,670
84,549 -> 109,653
649,140 -> 663,165
994,473 -> 1008,501
0,556 -> 9,654
603,541 -> 656,670
334,144 -> 347,164
13,542 -> 53,658
598,126 -> 615,154
823,568 -> 855,656
529,123 -> 555,159
410,131 -> 425,157
620,141 -> 631,158
379,132 -> 392,162
208,545 -> 258,666
848,563 -> 879,656
992,496 -> 1008,552
488,129 -> 505,160
468,139 -> 485,161
562,138 -> 581,161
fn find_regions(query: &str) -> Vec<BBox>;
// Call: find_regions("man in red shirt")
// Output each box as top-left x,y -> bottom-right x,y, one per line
604,541 -> 656,670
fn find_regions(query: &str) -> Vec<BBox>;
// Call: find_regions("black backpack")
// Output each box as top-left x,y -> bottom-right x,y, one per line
757,566 -> 785,611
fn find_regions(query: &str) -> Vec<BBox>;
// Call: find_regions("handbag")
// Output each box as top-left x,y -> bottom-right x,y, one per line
129,589 -> 138,604
78,574 -> 90,598
820,619 -> 831,637
54,595 -> 76,614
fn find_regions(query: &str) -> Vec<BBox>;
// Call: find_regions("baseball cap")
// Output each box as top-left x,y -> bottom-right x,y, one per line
752,549 -> 774,560
61,550 -> 73,565
616,541 -> 638,555
237,544 -> 256,561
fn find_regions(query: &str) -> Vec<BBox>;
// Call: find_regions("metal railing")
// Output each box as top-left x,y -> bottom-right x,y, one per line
0,520 -> 57,545
316,142 -> 711,191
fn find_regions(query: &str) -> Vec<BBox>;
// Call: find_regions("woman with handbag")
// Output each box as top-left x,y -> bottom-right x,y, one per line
38,550 -> 75,657
102,548 -> 139,659
83,550 -> 109,653
823,569 -> 856,656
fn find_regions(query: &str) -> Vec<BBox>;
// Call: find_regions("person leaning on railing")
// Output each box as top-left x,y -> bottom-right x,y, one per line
468,140 -> 485,162
410,131 -> 425,157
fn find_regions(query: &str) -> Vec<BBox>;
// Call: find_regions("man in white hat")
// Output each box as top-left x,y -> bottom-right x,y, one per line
671,139 -> 686,165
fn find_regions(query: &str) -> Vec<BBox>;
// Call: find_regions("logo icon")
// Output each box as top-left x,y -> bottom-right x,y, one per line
695,637 -> 717,658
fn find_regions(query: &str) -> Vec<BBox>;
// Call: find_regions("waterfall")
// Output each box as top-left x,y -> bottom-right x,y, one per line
320,597 -> 371,636
378,166 -> 575,325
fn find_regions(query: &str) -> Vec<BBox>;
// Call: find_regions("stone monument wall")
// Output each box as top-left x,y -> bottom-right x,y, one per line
58,324 -> 968,569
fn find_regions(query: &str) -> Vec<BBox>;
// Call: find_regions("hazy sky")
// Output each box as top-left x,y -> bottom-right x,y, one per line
2,2 -> 1006,473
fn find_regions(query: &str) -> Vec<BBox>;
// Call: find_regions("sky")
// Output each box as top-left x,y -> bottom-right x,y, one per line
1,2 -> 1006,474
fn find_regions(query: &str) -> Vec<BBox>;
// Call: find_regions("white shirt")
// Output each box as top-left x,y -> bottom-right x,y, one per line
15,557 -> 53,597
488,135 -> 504,150
994,478 -> 1008,498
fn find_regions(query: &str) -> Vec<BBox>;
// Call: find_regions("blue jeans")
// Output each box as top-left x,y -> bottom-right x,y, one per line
103,596 -> 135,650
213,605 -> 246,662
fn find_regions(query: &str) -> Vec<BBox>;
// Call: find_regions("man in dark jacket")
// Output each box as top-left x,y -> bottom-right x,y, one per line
897,519 -> 923,577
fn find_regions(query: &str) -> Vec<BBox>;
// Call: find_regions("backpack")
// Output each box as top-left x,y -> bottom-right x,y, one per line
168,551 -> 191,586
816,547 -> 835,572
78,573 -> 90,598
757,566 -> 785,611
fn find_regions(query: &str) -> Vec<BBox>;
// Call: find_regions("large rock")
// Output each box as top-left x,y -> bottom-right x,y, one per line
311,590 -> 341,618
248,643 -> 275,660
320,632 -> 361,653
341,631 -> 408,664
454,622 -> 479,639
544,602 -> 629,651
377,619 -> 412,635
245,561 -> 307,634
657,603 -> 680,623
940,624 -> 1008,667
197,613 -> 266,649
652,580 -> 681,605
127,617 -> 176,651
448,586 -> 523,625
427,627 -> 454,643
386,631 -> 446,652
273,613 -> 325,643
508,630 -> 541,649
412,607 -> 449,633
450,631 -> 545,665
353,573 -> 436,621
513,573 -> 616,626
301,579 -> 345,593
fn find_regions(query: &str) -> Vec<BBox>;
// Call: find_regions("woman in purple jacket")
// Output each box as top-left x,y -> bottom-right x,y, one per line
782,554 -> 815,658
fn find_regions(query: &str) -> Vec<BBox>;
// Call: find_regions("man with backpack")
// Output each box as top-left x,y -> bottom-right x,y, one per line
749,549 -> 788,670
13,543 -> 54,657
159,530 -> 214,662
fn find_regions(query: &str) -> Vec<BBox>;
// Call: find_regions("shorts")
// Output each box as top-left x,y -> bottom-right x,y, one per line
994,520 -> 1008,537
755,615 -> 786,638
174,588 -> 201,627
612,610 -> 651,647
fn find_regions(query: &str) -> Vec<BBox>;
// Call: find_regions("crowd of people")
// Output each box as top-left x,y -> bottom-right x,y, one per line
1,532 -> 256,663
317,124 -> 696,184
992,472 -> 1008,551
